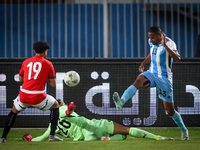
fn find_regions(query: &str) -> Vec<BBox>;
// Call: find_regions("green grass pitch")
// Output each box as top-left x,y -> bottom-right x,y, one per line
0,127 -> 199,150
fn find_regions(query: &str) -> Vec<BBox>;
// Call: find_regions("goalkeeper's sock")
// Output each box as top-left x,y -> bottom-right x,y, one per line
1,111 -> 17,139
129,127 -> 157,140
50,108 -> 59,135
171,110 -> 187,131
121,85 -> 137,105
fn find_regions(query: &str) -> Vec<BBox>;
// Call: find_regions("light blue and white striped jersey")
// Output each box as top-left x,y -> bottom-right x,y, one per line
148,37 -> 179,80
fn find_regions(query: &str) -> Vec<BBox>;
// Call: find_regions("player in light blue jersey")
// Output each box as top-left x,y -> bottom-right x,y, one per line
22,99 -> 173,142
113,26 -> 189,140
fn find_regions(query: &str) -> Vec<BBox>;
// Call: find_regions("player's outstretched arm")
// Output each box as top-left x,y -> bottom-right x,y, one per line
31,125 -> 51,141
59,102 -> 77,118
139,54 -> 151,73
23,129 -> 49,142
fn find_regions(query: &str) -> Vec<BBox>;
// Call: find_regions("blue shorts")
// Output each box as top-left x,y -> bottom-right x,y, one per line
140,71 -> 174,103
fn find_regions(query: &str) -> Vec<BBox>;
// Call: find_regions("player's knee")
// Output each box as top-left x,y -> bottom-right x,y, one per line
11,105 -> 20,114
134,79 -> 150,89
50,101 -> 59,109
143,80 -> 150,87
133,79 -> 143,88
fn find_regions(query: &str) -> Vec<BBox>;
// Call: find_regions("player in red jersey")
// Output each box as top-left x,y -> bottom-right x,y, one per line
0,41 -> 62,143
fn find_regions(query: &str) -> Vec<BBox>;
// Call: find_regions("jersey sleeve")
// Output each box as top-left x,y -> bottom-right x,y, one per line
31,125 -> 51,141
48,62 -> 55,78
166,38 -> 180,55
166,40 -> 177,50
59,106 -> 68,118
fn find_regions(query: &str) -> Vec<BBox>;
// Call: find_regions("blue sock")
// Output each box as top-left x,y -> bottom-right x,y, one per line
121,85 -> 137,105
171,110 -> 187,131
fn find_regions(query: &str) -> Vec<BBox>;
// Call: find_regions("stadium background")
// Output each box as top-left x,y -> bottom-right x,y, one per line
0,0 -> 200,128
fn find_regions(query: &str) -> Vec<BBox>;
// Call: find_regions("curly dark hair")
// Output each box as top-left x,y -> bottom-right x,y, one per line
33,41 -> 50,53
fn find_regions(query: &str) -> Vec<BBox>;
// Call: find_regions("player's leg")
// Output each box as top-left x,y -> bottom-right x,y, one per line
49,101 -> 59,138
113,122 -> 156,139
33,95 -> 60,141
113,75 -> 148,110
122,75 -> 151,100
162,101 -> 188,140
156,77 -> 188,140
1,96 -> 25,143
113,71 -> 153,111
113,122 -> 173,140
66,116 -> 172,141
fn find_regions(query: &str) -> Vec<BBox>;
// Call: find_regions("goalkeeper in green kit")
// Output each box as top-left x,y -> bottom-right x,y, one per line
22,100 -> 173,141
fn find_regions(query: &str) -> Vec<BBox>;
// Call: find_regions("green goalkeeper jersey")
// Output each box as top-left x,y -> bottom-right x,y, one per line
32,105 -> 84,141
32,105 -> 114,141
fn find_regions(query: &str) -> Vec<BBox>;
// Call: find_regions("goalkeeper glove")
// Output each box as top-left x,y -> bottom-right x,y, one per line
65,102 -> 76,116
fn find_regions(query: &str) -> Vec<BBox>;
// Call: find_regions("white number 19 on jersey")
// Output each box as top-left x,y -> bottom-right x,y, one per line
27,62 -> 42,80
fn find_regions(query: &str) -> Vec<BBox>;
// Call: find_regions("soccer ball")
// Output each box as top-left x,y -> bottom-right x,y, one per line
64,71 -> 80,87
